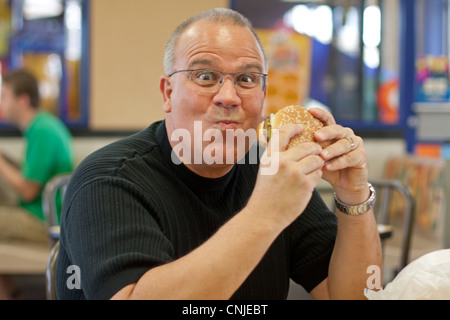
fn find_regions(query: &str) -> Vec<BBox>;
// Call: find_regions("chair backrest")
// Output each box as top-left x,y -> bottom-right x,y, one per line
43,174 -> 71,300
370,178 -> 415,271
316,178 -> 416,273
42,174 -> 72,244
45,241 -> 59,300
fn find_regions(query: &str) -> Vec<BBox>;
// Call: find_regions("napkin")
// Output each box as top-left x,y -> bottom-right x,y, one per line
365,249 -> 450,300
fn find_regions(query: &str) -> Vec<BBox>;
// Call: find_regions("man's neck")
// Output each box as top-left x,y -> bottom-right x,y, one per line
183,162 -> 235,179
18,108 -> 38,131
165,119 -> 235,179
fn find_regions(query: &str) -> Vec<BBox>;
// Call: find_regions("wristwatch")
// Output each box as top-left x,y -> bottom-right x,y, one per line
334,183 -> 376,216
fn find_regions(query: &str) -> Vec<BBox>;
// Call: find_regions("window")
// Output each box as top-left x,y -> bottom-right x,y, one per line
233,0 -> 401,134
0,0 -> 89,129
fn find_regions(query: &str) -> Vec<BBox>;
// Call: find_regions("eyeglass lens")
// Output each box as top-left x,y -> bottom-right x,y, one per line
189,70 -> 266,94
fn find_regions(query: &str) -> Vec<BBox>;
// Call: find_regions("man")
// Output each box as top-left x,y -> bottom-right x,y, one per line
0,68 -> 74,241
56,8 -> 381,300
0,68 -> 74,298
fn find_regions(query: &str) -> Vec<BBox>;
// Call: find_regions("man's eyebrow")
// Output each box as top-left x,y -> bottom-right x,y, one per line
187,58 -> 215,69
241,62 -> 264,73
187,59 -> 265,73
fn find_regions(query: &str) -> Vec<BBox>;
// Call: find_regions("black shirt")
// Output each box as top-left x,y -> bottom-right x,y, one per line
56,121 -> 337,300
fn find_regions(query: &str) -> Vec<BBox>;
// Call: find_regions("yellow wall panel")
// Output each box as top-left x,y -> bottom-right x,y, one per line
90,0 -> 229,130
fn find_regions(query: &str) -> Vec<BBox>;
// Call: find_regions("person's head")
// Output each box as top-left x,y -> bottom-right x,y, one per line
160,8 -> 268,177
0,69 -> 40,125
163,8 -> 268,75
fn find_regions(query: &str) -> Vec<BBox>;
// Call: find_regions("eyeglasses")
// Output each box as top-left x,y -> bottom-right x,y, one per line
168,69 -> 267,94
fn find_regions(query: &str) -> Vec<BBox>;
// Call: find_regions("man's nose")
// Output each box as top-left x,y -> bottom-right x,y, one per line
212,77 -> 241,108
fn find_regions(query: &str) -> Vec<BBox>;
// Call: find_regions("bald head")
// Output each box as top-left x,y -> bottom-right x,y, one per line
163,8 -> 267,75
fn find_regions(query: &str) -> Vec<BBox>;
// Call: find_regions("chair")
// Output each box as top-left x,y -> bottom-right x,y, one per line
42,174 -> 72,246
42,174 -> 71,300
45,241 -> 59,300
370,178 -> 415,271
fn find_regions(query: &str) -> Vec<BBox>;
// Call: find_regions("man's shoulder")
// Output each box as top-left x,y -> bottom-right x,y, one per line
70,122 -> 163,185
28,111 -> 70,137
84,126 -> 158,166
32,111 -> 63,128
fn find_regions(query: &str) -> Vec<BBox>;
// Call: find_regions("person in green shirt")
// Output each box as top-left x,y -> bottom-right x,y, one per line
0,68 -> 74,299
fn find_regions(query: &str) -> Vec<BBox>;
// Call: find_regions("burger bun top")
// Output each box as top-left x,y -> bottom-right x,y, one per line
267,105 -> 331,149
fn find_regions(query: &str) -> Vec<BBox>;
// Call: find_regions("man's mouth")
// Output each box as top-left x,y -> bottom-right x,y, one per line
215,120 -> 240,130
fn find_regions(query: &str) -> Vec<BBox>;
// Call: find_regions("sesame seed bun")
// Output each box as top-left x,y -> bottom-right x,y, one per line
258,105 -> 331,149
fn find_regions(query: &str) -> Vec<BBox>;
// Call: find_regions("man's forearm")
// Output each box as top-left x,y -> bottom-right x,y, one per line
0,154 -> 41,202
328,210 -> 382,299
111,207 -> 285,300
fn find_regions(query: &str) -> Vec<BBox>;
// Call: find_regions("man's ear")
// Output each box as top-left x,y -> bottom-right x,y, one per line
160,75 -> 172,113
17,93 -> 31,109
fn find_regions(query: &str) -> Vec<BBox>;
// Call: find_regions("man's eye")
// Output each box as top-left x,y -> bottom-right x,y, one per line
238,74 -> 255,83
195,71 -> 217,82
237,73 -> 258,87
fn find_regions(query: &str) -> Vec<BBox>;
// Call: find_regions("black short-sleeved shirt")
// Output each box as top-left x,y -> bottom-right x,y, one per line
56,121 -> 337,300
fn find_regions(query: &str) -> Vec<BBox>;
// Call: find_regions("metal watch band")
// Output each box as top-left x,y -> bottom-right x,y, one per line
334,183 -> 376,216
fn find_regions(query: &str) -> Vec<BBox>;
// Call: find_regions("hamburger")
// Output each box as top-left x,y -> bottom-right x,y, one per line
257,105 -> 331,149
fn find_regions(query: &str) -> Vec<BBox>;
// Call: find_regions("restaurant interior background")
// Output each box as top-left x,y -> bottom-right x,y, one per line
0,0 -> 449,299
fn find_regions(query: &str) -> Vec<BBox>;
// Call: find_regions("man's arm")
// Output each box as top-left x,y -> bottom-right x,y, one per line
112,205 -> 286,299
309,107 -> 382,299
0,153 -> 41,202
328,208 -> 381,299
310,207 -> 381,300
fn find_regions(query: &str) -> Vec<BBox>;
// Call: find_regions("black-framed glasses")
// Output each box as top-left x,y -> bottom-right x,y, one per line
168,69 -> 267,94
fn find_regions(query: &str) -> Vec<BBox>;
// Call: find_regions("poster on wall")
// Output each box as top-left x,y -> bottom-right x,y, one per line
416,55 -> 450,102
256,29 -> 312,117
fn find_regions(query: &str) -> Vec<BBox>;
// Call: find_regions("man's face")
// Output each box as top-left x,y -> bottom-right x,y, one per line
161,20 -> 267,170
0,84 -> 19,123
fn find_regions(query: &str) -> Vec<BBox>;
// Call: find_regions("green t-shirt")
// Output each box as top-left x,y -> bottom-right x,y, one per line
20,112 -> 74,221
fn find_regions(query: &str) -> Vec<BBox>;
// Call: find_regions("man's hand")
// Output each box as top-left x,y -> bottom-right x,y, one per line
248,123 -> 324,229
0,153 -> 41,202
309,108 -> 370,205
